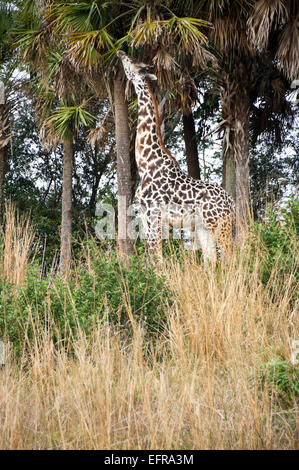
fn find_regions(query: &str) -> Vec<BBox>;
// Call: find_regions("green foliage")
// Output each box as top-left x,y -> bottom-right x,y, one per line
162,235 -> 194,262
249,196 -> 299,293
259,357 -> 299,405
0,1 -> 15,63
0,249 -> 172,354
46,105 -> 96,139
249,138 -> 299,218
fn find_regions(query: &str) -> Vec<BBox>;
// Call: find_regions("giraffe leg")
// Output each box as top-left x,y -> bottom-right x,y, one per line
147,236 -> 163,264
196,226 -> 217,265
143,207 -> 163,264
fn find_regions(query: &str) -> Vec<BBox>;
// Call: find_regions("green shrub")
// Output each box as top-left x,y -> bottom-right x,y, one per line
0,250 -> 172,353
249,196 -> 298,296
259,357 -> 299,405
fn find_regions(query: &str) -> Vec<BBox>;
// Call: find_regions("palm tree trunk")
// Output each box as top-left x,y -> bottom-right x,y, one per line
235,106 -> 250,234
0,147 -> 6,220
221,131 -> 236,201
89,173 -> 100,210
182,112 -> 201,179
221,76 -> 250,236
114,76 -> 134,262
60,138 -> 73,275
0,101 -> 9,222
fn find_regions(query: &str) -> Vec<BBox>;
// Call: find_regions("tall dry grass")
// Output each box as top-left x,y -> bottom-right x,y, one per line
0,210 -> 298,449
0,204 -> 35,286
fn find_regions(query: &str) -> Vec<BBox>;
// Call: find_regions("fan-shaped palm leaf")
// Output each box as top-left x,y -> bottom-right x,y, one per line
46,105 -> 96,139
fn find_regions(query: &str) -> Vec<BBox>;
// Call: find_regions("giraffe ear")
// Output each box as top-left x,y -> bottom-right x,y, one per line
139,65 -> 157,81
145,73 -> 157,81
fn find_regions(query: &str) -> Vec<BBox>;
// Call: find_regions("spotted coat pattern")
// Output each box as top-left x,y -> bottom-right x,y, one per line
117,51 -> 235,262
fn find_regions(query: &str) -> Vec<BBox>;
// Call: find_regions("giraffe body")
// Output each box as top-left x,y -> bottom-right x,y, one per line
117,51 -> 235,262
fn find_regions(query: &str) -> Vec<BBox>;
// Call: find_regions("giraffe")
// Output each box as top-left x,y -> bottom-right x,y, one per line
117,51 -> 235,263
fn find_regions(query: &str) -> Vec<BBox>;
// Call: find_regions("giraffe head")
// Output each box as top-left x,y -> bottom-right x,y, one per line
117,51 -> 157,86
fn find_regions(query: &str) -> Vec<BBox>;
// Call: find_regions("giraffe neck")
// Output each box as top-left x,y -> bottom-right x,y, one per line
134,80 -> 179,177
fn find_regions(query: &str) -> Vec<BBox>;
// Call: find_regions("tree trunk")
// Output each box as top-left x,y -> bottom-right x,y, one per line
221,74 -> 250,236
114,76 -> 134,262
89,173 -> 100,211
0,147 -> 6,220
60,138 -> 73,275
183,112 -> 201,179
0,101 -> 9,222
221,131 -> 236,201
235,108 -> 250,234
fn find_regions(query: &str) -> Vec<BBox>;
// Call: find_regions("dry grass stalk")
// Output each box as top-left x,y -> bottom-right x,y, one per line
0,203 -> 35,286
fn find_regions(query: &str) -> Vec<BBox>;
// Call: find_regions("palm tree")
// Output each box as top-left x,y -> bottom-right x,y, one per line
196,0 -> 299,233
15,1 -> 96,274
0,1 -> 15,218
43,103 -> 96,274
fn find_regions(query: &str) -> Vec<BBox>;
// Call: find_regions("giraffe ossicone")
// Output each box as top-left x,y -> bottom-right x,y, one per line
117,51 -> 235,263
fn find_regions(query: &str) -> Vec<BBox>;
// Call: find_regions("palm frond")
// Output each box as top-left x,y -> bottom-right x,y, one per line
15,28 -> 48,63
0,1 -> 15,62
47,0 -> 111,34
87,125 -> 108,148
47,50 -> 63,80
46,105 -> 96,139
66,28 -> 114,68
212,14 -> 251,55
130,15 -> 210,56
276,15 -> 299,81
248,0 -> 289,52
169,16 -> 210,50
35,85 -> 57,124
196,0 -> 252,19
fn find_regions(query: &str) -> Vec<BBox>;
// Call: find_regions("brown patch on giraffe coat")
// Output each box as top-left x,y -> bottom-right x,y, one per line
138,123 -> 150,134
142,175 -> 152,187
146,116 -> 153,125
143,147 -> 151,158
148,152 -> 156,163
148,163 -> 157,172
136,143 -> 142,155
201,191 -> 208,201
139,160 -> 147,170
